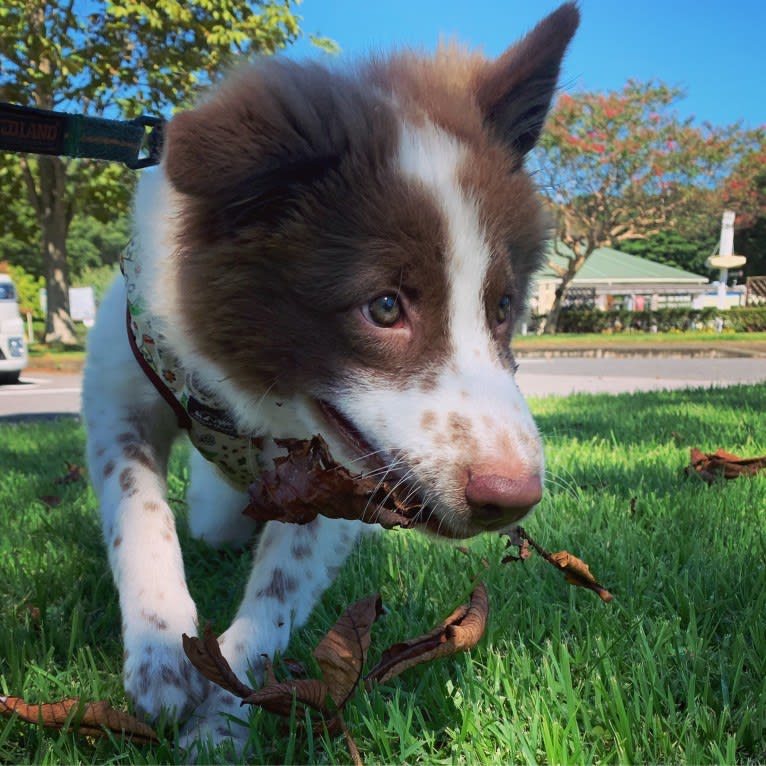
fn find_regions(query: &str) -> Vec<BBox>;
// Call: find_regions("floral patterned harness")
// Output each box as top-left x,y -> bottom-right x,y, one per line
120,241 -> 264,489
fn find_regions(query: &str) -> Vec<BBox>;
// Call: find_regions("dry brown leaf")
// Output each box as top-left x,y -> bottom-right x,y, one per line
503,528 -> 614,603
54,461 -> 85,485
244,436 -> 424,530
313,594 -> 383,707
18,603 -> 42,624
182,624 -> 255,699
501,527 -> 531,563
365,584 -> 489,687
242,679 -> 330,717
0,695 -> 159,744
548,551 -> 614,603
686,447 -> 766,483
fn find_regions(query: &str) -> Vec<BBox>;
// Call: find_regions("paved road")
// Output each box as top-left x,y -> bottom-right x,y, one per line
515,355 -> 766,397
0,373 -> 82,420
2,356 -> 766,421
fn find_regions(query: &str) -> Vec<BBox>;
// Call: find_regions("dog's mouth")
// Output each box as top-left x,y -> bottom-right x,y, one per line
314,399 -> 464,538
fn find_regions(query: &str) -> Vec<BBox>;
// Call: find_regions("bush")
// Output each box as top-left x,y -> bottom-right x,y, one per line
4,263 -> 44,318
542,305 -> 766,333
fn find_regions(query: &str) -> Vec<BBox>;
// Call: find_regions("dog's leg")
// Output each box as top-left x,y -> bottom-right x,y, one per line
186,450 -> 255,548
180,517 -> 362,751
83,279 -> 208,720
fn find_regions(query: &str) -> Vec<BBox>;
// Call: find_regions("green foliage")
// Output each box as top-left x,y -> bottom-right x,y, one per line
620,231 -> 716,276
545,305 -> 766,333
4,263 -> 44,317
725,306 -> 766,332
73,263 -> 120,303
67,215 -> 131,277
0,0 -> 318,341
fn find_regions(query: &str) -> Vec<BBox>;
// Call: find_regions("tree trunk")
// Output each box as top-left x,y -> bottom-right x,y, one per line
38,157 -> 78,345
542,275 -> 575,334
541,241 -> 593,334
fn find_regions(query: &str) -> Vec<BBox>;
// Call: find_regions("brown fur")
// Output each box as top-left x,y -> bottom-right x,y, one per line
161,3 -> 579,400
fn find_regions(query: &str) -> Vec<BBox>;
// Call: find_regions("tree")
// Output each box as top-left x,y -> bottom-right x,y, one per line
0,0 -> 313,344
533,81 -> 750,332
723,132 -> 766,276
619,230 -> 716,275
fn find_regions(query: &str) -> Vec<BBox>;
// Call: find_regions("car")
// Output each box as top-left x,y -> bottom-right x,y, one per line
0,273 -> 28,384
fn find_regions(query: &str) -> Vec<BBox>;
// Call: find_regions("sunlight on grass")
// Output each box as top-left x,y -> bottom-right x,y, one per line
1,385 -> 765,763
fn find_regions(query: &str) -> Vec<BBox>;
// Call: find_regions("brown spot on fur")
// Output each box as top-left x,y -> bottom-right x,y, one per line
144,500 -> 160,512
103,460 -> 115,478
119,467 -> 137,497
291,543 -> 311,559
256,568 -> 289,601
113,536 -> 122,548
122,442 -> 157,473
448,412 -> 478,453
420,410 -> 437,431
140,610 -> 168,631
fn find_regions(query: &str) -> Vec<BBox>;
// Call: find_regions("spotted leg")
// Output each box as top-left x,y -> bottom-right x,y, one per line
179,516 -> 362,753
83,278 -> 208,720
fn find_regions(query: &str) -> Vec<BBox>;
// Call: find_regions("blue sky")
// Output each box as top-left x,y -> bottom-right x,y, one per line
288,0 -> 765,130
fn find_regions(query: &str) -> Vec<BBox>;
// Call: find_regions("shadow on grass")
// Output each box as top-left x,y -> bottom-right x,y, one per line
532,384 -> 766,449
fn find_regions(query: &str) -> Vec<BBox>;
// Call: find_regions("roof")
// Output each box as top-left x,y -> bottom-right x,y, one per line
536,243 -> 708,284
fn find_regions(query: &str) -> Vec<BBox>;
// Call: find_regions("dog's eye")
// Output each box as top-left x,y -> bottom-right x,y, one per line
366,294 -> 402,327
496,294 -> 512,325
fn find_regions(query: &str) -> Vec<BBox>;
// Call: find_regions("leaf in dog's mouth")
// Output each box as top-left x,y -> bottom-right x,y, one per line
244,435 -> 430,530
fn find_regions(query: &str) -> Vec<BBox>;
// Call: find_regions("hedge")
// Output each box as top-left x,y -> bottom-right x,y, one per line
532,305 -> 766,333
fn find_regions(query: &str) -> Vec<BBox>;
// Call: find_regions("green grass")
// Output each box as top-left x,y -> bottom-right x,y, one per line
2,385 -> 766,764
514,330 -> 766,346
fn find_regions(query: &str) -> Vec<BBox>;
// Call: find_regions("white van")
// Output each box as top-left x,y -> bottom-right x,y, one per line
0,274 -> 28,384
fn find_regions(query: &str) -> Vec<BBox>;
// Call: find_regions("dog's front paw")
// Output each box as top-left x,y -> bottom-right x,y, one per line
178,686 -> 251,760
124,638 -> 210,721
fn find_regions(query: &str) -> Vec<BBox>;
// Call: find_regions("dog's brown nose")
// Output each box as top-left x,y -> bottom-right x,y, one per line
465,470 -> 542,528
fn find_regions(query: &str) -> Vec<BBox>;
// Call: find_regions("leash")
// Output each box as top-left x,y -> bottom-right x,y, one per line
0,102 -> 164,169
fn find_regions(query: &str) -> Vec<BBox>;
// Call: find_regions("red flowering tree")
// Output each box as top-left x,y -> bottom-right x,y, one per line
534,80 -> 748,332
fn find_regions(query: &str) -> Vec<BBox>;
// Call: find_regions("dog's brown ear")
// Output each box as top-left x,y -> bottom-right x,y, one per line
477,2 -> 579,158
162,61 -> 367,200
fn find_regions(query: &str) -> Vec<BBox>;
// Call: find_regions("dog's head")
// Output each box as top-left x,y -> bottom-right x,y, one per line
157,4 -> 579,539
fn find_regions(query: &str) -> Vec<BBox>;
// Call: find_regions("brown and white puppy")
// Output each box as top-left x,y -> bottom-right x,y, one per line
82,4 -> 578,753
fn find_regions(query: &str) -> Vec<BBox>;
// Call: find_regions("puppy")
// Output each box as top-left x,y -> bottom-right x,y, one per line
82,3 -> 578,752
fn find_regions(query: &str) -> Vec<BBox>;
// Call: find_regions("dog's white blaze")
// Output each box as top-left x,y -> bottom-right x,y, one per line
334,121 -> 543,526
397,123 -> 492,367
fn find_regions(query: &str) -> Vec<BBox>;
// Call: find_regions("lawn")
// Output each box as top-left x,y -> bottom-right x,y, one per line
1,385 -> 765,764
514,329 -> 766,350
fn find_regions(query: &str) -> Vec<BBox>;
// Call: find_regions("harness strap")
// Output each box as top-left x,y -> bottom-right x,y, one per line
125,305 -> 191,429
0,102 -> 163,169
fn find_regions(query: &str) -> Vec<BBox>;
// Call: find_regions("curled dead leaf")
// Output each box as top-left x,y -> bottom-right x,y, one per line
548,550 -> 614,603
0,695 -> 158,744
244,436 -> 424,530
55,461 -> 85,485
242,679 -> 330,717
313,593 -> 383,707
687,447 -> 766,483
503,527 -> 614,603
182,624 -> 255,699
365,584 -> 489,687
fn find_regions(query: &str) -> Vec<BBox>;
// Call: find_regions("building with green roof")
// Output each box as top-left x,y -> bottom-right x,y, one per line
531,243 -> 726,314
